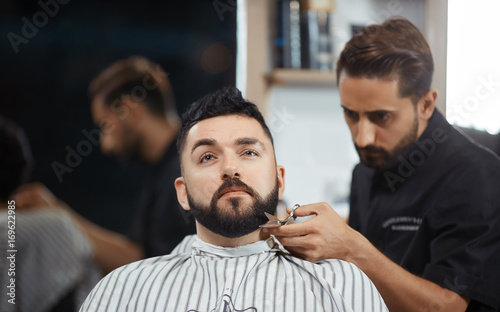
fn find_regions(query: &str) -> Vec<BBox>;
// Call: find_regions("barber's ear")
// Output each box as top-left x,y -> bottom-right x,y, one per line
276,165 -> 285,200
175,177 -> 190,211
418,89 -> 438,120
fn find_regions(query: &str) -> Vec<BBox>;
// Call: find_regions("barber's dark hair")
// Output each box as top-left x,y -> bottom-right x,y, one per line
336,18 -> 434,104
89,55 -> 177,118
0,117 -> 33,201
177,86 -> 273,155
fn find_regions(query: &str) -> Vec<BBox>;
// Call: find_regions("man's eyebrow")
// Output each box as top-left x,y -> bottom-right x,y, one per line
367,109 -> 395,114
341,105 -> 394,114
191,138 -> 216,154
341,105 -> 355,112
236,137 -> 266,150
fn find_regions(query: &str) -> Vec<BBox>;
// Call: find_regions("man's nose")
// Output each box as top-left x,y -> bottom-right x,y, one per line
221,153 -> 240,180
355,119 -> 376,148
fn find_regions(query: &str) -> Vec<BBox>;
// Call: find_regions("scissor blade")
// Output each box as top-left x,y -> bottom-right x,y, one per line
259,212 -> 282,228
264,212 -> 279,222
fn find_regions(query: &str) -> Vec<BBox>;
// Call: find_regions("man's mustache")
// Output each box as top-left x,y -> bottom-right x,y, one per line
355,144 -> 389,155
214,178 -> 256,199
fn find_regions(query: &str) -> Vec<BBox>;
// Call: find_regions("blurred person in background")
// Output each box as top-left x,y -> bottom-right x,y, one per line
14,56 -> 196,273
0,117 -> 101,312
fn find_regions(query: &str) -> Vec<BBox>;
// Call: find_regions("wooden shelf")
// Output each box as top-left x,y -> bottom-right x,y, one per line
268,69 -> 337,87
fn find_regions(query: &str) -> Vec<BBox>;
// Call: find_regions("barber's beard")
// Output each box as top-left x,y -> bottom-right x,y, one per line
187,178 -> 279,238
356,114 -> 419,170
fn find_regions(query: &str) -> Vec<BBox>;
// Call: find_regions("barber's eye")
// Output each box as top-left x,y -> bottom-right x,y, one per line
376,113 -> 389,121
368,112 -> 389,123
343,108 -> 358,120
377,113 -> 389,120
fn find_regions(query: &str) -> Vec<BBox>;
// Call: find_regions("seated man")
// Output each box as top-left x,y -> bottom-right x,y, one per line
79,87 -> 388,311
0,117 -> 101,312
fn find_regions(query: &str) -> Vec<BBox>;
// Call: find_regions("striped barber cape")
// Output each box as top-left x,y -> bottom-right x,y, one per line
80,236 -> 387,312
0,209 -> 101,312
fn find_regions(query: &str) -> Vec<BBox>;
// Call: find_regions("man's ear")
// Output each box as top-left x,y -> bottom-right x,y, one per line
175,177 -> 190,211
276,165 -> 285,200
418,89 -> 438,121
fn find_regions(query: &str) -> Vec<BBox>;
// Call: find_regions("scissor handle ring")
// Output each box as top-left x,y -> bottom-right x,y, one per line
282,204 -> 300,224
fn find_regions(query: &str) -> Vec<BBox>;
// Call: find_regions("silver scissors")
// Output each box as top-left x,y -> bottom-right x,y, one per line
259,204 -> 300,228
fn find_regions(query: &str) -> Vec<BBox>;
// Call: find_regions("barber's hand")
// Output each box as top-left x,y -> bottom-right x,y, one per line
265,202 -> 359,263
12,182 -> 62,210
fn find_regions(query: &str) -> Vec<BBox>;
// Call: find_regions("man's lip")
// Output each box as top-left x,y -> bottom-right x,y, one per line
218,187 -> 251,198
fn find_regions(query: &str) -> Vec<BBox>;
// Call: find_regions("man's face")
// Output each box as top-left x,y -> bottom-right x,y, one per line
91,96 -> 141,161
175,115 -> 285,238
339,75 -> 421,169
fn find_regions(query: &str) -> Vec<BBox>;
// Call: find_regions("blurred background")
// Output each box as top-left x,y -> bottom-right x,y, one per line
1,0 -> 499,232
0,0 -> 236,233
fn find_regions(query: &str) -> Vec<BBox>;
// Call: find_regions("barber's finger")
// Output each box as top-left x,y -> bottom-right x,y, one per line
273,233 -> 311,247
283,246 -> 308,258
264,222 -> 311,237
286,202 -> 335,218
286,246 -> 326,263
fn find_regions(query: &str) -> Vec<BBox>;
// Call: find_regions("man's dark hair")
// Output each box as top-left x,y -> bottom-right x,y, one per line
177,86 -> 273,156
336,18 -> 434,104
89,55 -> 177,118
0,117 -> 33,201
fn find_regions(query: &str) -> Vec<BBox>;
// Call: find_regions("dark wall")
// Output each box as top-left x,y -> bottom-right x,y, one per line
0,0 -> 237,233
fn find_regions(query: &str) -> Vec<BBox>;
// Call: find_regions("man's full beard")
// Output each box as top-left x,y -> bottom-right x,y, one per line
187,178 -> 279,238
356,113 -> 419,170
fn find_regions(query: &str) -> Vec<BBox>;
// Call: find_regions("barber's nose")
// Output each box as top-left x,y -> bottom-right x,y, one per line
221,154 -> 240,180
356,119 -> 376,148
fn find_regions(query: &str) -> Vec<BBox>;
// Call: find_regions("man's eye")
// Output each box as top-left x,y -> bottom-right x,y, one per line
201,154 -> 214,163
243,150 -> 257,156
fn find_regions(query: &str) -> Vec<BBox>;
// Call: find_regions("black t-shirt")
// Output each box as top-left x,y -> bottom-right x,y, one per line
128,141 -> 196,258
349,110 -> 500,311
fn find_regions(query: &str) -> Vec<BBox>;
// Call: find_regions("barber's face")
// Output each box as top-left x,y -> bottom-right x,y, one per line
175,115 -> 285,238
339,75 -> 421,169
91,97 -> 140,162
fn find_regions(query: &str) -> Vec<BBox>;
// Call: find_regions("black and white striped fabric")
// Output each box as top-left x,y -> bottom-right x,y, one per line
170,234 -> 197,254
80,236 -> 387,311
0,209 -> 102,312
